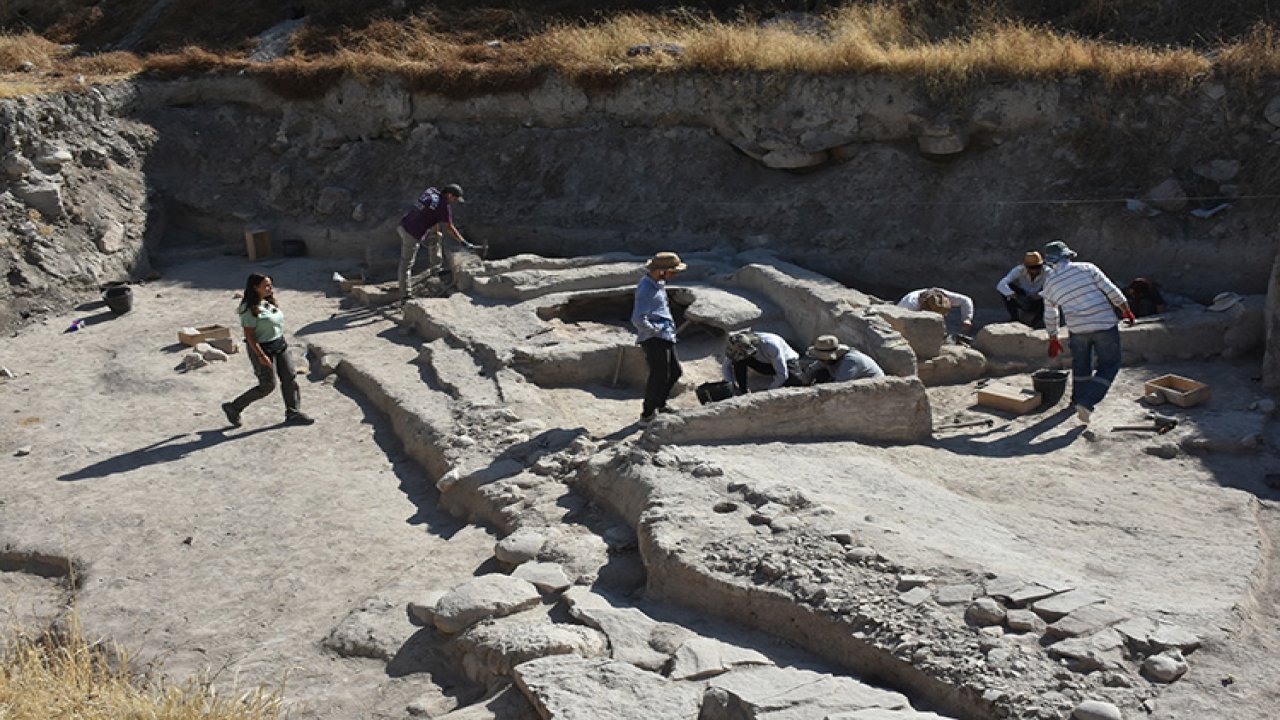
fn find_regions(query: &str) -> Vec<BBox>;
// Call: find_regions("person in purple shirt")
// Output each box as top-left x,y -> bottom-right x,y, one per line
397,183 -> 472,301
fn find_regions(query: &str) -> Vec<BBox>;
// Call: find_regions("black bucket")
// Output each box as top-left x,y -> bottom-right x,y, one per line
282,239 -> 307,257
1032,369 -> 1068,409
103,285 -> 133,315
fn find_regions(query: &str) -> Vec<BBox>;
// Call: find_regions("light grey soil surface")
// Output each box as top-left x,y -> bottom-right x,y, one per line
3,252 -> 1280,719
0,254 -> 497,719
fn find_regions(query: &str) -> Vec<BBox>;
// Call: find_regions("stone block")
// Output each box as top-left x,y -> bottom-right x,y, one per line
917,344 -> 986,386
701,666 -> 909,719
668,637 -> 773,680
1032,589 -> 1105,622
513,656 -> 702,720
433,574 -> 542,635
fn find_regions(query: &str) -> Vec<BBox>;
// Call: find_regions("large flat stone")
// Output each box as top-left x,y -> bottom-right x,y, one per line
668,637 -> 773,680
513,655 -> 702,720
701,666 -> 910,720
434,574 -> 543,635
454,613 -> 609,682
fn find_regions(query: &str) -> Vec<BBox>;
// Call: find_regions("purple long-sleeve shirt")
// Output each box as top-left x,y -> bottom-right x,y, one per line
399,187 -> 453,240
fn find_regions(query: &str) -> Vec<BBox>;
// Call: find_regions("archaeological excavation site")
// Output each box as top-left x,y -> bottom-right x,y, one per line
4,4 -> 1280,720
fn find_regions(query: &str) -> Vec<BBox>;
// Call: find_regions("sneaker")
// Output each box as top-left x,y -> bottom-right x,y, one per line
657,405 -> 677,414
1074,404 -> 1092,423
285,412 -> 315,426
221,402 -> 242,427
638,412 -> 655,426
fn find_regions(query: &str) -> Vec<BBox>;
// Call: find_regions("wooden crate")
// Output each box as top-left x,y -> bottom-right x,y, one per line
244,228 -> 270,260
179,324 -> 232,347
977,383 -> 1042,414
1145,374 -> 1210,408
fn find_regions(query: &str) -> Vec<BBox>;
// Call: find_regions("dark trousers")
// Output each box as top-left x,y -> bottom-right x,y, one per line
731,357 -> 805,393
641,338 -> 682,416
1002,293 -> 1045,328
230,339 -> 300,416
1068,326 -> 1121,410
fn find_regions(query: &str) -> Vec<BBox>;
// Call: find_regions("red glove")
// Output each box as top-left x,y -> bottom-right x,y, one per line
1048,337 -> 1062,358
1122,308 -> 1137,325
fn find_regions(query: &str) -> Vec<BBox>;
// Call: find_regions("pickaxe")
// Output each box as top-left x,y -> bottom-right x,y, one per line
934,418 -> 995,431
1110,415 -> 1178,434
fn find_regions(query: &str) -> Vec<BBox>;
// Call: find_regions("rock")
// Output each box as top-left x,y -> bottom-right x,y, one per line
1142,649 -> 1188,683
1032,589 -> 1105,621
321,596 -> 404,661
936,584 -> 978,606
1146,178 -> 1187,212
433,575 -> 542,635
965,597 -> 1007,627
1009,582 -> 1067,606
899,587 -> 931,605
829,529 -> 857,545
701,665 -> 910,719
1006,609 -> 1047,634
916,132 -> 968,156
562,588 -> 682,670
495,528 -> 549,565
769,516 -> 801,533
1143,443 -> 1179,459
1148,622 -> 1202,652
1046,604 -> 1128,639
1265,95 -> 1280,126
37,148 -> 73,169
2,152 -> 33,179
13,180 -> 65,219
760,147 -> 827,169
182,352 -> 208,370
208,336 -> 239,354
1193,158 -> 1239,183
407,590 -> 446,626
846,547 -> 879,563
454,614 -> 609,682
1048,629 -> 1126,672
1072,699 -> 1123,720
513,656 -> 702,720
197,343 -> 229,362
1143,391 -> 1166,405
14,446 -> 32,457
511,562 -> 572,593
896,574 -> 932,590
668,637 -> 773,680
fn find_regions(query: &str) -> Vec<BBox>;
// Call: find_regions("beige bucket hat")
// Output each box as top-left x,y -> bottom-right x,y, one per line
806,335 -> 850,361
645,251 -> 687,272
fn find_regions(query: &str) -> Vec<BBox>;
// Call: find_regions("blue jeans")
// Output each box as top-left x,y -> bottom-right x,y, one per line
1068,326 -> 1121,410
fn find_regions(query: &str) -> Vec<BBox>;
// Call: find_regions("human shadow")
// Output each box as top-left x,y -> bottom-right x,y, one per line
295,301 -> 392,336
931,406 -> 1086,457
57,426 -> 276,481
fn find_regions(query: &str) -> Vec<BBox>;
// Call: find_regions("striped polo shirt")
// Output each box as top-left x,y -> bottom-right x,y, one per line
1042,260 -> 1127,335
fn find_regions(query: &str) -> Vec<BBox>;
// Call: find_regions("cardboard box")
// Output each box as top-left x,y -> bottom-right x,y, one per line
977,383 -> 1042,414
244,228 -> 270,260
179,324 -> 232,347
1145,374 -> 1210,408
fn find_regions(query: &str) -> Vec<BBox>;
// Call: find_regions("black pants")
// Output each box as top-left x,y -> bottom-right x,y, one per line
230,337 -> 300,416
1001,293 -> 1045,329
731,357 -> 806,394
641,338 -> 681,416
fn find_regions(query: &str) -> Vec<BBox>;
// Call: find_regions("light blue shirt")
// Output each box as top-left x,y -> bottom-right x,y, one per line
631,274 -> 677,343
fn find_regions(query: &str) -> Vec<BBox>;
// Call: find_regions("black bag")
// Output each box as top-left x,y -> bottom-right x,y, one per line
696,381 -> 734,405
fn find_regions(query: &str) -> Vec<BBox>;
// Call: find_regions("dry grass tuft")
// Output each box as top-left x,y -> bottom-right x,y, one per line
0,614 -> 284,720
0,32 -> 64,72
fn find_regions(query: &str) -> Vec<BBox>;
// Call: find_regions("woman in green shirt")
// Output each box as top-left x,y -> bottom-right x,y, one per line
222,273 -> 314,427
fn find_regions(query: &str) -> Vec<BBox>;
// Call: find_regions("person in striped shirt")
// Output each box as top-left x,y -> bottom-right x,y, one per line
1041,241 -> 1135,423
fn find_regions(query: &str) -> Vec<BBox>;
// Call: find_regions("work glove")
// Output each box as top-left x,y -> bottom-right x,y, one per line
1121,308 -> 1137,326
1048,336 -> 1062,358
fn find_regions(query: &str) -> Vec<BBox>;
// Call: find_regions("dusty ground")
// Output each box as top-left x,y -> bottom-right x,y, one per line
3,251 -> 1279,719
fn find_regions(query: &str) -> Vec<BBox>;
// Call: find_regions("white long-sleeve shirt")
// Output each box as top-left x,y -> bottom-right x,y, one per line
1042,260 -> 1127,335
898,288 -> 974,324
996,265 -> 1046,299
721,332 -> 798,390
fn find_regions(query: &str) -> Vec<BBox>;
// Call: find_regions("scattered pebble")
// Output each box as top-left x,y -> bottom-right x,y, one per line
15,446 -> 32,457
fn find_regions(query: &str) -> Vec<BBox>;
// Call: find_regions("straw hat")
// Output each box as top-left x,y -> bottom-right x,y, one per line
1208,291 -> 1242,312
645,251 -> 687,272
806,335 -> 850,361
1023,251 -> 1044,268
919,288 -> 952,315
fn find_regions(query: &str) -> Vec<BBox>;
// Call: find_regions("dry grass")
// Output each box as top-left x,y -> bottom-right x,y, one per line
6,4 -> 1280,97
0,614 -> 284,720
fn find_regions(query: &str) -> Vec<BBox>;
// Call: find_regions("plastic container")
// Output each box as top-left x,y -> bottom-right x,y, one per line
1032,369 -> 1068,409
103,285 -> 133,315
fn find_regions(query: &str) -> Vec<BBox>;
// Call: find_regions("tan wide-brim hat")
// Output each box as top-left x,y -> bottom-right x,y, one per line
1023,251 -> 1044,268
806,334 -> 850,361
1208,291 -> 1242,312
645,251 -> 687,272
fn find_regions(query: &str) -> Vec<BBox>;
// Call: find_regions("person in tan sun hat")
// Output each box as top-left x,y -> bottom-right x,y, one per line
800,335 -> 885,385
721,329 -> 806,394
631,251 -> 687,425
897,287 -> 974,332
996,251 -> 1048,328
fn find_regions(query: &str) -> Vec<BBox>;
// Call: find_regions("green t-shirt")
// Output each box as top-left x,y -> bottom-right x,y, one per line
239,301 -> 285,343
